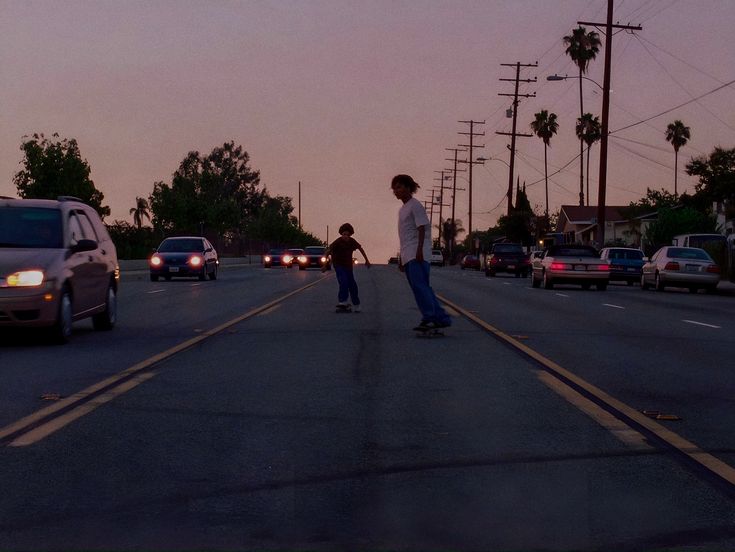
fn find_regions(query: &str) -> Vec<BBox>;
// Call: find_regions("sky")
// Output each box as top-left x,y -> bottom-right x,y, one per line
1,0 -> 733,262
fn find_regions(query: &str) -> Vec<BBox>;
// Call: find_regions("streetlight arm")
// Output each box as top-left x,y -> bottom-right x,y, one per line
546,74 -> 603,90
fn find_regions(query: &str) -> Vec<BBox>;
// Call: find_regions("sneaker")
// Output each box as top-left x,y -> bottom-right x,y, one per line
353,304 -> 361,312
336,302 -> 349,307
413,320 -> 437,331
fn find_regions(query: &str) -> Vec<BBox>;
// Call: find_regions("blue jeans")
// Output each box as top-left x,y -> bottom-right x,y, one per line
335,266 -> 360,305
404,260 -> 451,325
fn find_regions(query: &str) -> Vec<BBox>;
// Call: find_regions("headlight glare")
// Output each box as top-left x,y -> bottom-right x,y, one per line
6,270 -> 45,287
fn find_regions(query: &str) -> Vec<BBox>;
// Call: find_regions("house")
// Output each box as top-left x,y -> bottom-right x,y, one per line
556,205 -> 654,247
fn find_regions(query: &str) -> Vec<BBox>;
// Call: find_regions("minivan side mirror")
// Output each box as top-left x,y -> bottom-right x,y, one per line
70,239 -> 98,253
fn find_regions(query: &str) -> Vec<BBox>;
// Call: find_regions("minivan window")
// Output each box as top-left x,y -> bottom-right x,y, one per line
0,207 -> 63,248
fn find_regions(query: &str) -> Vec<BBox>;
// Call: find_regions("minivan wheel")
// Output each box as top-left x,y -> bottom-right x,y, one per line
50,288 -> 73,344
93,284 -> 117,330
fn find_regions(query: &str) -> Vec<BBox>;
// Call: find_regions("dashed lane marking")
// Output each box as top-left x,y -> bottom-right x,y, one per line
603,303 -> 625,309
683,319 -> 720,329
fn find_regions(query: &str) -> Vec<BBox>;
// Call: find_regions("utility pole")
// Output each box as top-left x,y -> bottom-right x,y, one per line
445,147 -> 467,261
497,62 -> 537,215
579,5 -> 641,247
458,120 -> 485,252
298,181 -> 302,229
433,170 -> 452,247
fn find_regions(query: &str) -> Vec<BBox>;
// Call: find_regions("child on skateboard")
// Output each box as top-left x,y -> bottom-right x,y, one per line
324,223 -> 371,312
391,174 -> 451,330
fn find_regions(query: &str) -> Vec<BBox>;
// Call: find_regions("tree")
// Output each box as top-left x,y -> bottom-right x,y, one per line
13,133 -> 110,218
441,218 -> 465,257
530,110 -> 559,216
643,206 -> 717,255
149,141 -> 262,236
563,26 -> 601,206
576,113 -> 601,206
129,196 -> 151,229
665,120 -> 691,196
686,146 -> 735,209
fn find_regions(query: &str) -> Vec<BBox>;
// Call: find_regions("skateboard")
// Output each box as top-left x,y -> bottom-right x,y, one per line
414,326 -> 444,337
335,304 -> 352,313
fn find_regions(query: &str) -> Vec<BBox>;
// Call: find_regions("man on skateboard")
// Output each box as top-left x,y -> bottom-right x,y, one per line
324,222 -> 371,313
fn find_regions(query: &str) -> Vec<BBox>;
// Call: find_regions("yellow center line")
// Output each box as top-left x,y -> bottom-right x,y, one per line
437,293 -> 735,487
1,277 -> 328,447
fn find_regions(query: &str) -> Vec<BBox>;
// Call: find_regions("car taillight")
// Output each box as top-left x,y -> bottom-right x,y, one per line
706,264 -> 720,274
150,255 -> 162,267
595,264 -> 610,271
189,255 -> 202,267
664,261 -> 680,271
550,262 -> 572,270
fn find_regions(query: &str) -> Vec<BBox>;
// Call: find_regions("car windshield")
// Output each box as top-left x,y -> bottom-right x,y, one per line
0,207 -> 63,248
304,247 -> 324,254
669,247 -> 711,260
609,249 -> 643,260
158,238 -> 204,252
552,247 -> 597,257
493,244 -> 523,254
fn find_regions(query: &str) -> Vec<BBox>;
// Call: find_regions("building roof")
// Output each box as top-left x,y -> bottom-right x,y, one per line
559,205 -> 628,224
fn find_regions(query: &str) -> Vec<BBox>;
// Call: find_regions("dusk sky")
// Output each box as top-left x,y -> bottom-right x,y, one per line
1,0 -> 733,262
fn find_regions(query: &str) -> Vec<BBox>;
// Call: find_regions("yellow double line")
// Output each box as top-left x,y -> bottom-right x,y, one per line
438,293 -> 735,490
1,278 -> 326,447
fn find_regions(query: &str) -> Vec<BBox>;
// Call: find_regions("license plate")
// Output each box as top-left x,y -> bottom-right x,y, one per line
169,267 -> 179,273
507,264 -> 515,269
626,267 -> 636,271
685,264 -> 699,272
574,265 -> 585,271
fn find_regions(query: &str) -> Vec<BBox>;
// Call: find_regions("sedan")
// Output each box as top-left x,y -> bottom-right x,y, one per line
641,246 -> 720,293
599,247 -> 645,285
150,237 -> 219,281
263,249 -> 285,268
297,246 -> 331,270
531,245 -> 610,290
282,248 -> 304,268
460,254 -> 481,270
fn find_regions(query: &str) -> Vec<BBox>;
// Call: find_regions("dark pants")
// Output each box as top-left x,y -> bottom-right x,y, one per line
404,260 -> 451,325
335,266 -> 360,305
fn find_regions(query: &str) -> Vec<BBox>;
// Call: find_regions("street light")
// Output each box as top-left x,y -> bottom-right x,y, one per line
476,156 -> 510,168
546,74 -> 604,91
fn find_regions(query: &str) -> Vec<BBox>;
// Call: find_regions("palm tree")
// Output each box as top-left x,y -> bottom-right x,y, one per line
563,26 -> 601,205
129,196 -> 151,229
665,120 -> 691,196
576,113 -> 601,206
530,110 -> 559,216
442,218 -> 465,260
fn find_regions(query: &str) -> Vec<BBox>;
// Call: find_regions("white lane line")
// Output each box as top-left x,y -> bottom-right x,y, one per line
603,303 -> 625,309
147,289 -> 165,294
683,319 -> 721,329
555,293 -> 569,297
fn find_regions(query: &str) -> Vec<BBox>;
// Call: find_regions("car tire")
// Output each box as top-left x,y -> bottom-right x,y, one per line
542,271 -> 553,290
640,274 -> 649,290
150,274 -> 159,282
655,273 -> 665,291
92,283 -> 117,330
531,272 -> 540,288
208,265 -> 217,280
49,287 -> 73,344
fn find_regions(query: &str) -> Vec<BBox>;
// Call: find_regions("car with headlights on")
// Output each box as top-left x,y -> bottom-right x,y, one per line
150,236 -> 218,281
641,246 -> 720,293
0,196 -> 119,343
297,246 -> 330,270
485,242 -> 530,277
599,247 -> 645,285
281,248 -> 303,268
263,248 -> 286,268
531,244 -> 609,290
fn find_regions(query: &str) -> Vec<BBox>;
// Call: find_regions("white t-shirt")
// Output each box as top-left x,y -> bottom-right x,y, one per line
397,197 -> 431,263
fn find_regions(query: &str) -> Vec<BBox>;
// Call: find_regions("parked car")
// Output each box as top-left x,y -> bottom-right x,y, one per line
150,236 -> 218,281
460,254 -> 481,270
0,196 -> 119,343
599,247 -> 645,285
430,249 -> 445,266
641,246 -> 720,293
297,246 -> 331,270
531,244 -> 610,290
282,248 -> 304,268
485,243 -> 531,277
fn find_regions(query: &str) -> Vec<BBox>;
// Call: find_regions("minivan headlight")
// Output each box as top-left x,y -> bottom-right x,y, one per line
5,270 -> 45,287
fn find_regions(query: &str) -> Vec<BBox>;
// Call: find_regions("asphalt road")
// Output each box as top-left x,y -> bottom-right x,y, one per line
1,264 -> 735,551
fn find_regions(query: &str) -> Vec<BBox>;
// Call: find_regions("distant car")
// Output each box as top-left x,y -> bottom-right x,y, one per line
282,248 -> 304,268
0,196 -> 119,343
460,254 -> 481,270
599,247 -> 645,285
641,246 -> 720,293
429,249 -> 444,266
263,248 -> 286,268
150,236 -> 219,281
485,243 -> 530,277
531,244 -> 610,290
297,246 -> 331,270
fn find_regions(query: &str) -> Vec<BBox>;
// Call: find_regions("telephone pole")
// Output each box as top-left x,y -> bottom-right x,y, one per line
433,170 -> 452,247
458,120 -> 485,252
497,62 -> 537,215
445,147 -> 467,260
579,4 -> 641,246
